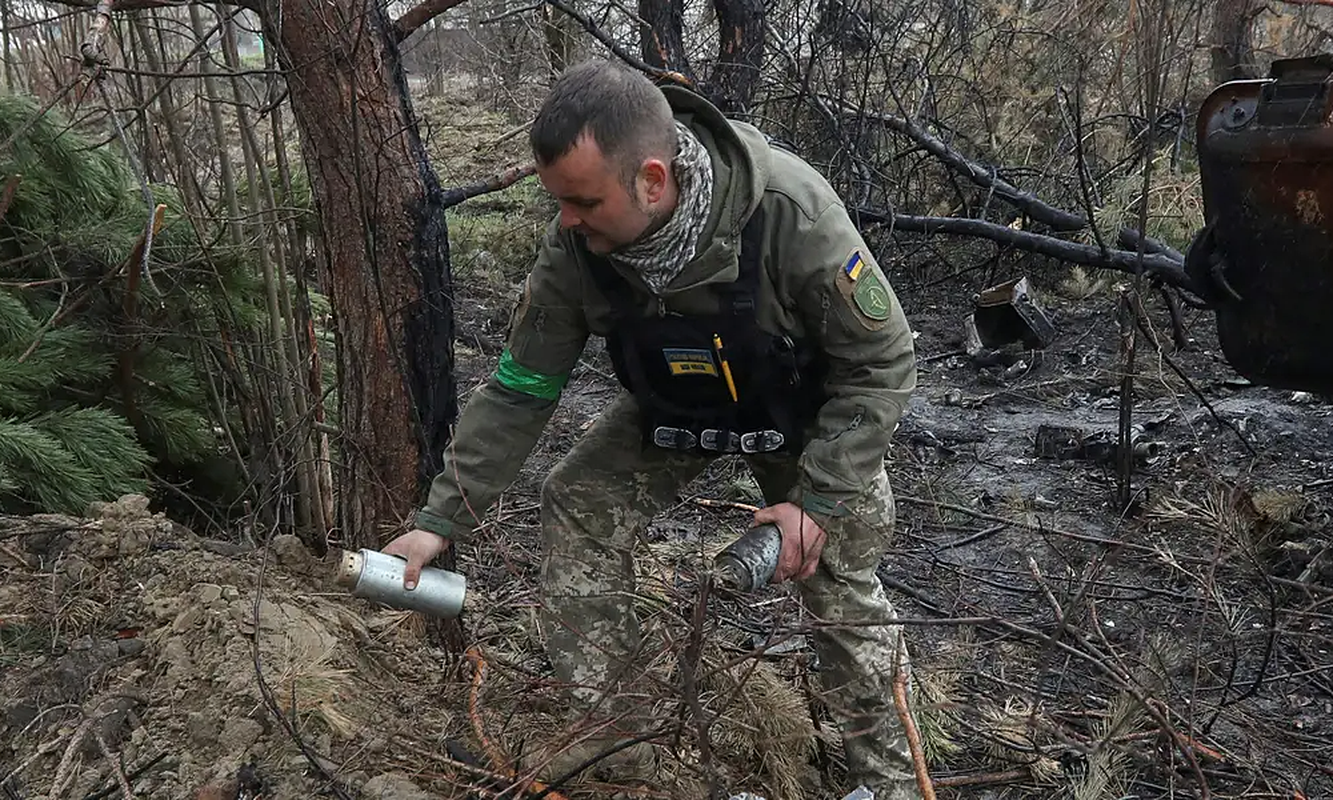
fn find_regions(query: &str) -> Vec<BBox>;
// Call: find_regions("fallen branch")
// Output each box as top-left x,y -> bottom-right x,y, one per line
465,645 -> 572,800
249,525 -> 357,800
861,211 -> 1196,292
825,97 -> 1183,261
92,729 -> 134,800
893,641 -> 937,800
679,577 -> 719,795
49,715 -> 101,798
690,497 -> 761,514
80,752 -> 168,800
932,769 -> 1029,788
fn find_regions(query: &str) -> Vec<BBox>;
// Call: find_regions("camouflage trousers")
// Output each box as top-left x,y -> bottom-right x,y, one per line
539,393 -> 919,797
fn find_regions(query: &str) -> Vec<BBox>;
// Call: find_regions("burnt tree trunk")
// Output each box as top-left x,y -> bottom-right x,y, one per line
1210,0 -> 1260,85
263,0 -> 457,559
709,0 -> 764,114
639,0 -> 695,81
637,0 -> 763,114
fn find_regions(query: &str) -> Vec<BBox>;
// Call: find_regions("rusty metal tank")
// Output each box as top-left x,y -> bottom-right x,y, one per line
1195,54 -> 1333,393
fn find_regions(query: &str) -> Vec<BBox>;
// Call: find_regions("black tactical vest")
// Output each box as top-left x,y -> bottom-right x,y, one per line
586,208 -> 828,455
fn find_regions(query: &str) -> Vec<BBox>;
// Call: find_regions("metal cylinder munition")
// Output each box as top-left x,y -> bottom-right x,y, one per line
712,523 -> 783,591
336,548 -> 467,618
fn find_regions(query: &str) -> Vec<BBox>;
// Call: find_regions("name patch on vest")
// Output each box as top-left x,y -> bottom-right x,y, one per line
662,348 -> 719,376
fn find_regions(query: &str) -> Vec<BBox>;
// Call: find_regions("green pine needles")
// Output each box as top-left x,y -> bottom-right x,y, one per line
1,95 -> 268,515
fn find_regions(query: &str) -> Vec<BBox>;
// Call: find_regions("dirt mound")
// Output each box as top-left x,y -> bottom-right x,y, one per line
0,495 -> 465,799
0,495 -> 825,800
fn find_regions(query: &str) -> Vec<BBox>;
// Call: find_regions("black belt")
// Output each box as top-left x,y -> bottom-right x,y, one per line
652,426 -> 785,454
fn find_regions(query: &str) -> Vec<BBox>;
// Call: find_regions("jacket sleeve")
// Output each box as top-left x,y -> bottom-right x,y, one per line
414,224 -> 589,542
785,203 -> 917,523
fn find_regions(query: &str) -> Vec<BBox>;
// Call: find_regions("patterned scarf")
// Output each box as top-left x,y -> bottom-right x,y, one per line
609,120 -> 714,295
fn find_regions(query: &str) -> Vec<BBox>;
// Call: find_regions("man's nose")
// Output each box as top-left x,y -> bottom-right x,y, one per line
559,204 -> 582,229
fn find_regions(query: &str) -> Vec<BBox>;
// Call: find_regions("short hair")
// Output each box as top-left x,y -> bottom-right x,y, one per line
530,60 -> 677,185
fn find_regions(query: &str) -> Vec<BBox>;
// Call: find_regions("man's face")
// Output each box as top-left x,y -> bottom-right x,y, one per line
536,133 -> 664,254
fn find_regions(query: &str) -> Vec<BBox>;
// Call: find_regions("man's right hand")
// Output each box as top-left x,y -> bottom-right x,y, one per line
381,529 -> 447,590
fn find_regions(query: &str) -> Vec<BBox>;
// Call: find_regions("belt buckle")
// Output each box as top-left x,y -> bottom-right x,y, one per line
740,430 -> 785,453
652,426 -> 698,450
700,429 -> 741,453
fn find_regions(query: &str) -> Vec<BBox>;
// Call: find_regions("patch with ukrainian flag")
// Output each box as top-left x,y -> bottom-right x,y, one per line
662,348 -> 719,377
835,248 -> 893,329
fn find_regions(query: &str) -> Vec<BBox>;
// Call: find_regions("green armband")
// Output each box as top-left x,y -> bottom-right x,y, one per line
494,349 -> 569,400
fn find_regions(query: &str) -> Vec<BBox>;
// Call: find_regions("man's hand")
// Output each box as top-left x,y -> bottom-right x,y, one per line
753,502 -> 827,583
381,528 -> 448,590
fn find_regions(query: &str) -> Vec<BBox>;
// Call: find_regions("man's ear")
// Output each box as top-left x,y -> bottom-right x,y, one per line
638,158 -> 670,204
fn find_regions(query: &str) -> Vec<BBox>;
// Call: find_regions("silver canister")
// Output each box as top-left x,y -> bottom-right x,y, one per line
713,523 -> 783,591
336,548 -> 467,618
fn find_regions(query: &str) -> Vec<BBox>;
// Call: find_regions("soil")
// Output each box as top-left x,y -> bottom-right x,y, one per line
4,265 -> 1330,800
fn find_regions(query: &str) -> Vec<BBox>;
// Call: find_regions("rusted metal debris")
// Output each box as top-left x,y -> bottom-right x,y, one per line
971,276 -> 1057,351
1196,53 -> 1333,394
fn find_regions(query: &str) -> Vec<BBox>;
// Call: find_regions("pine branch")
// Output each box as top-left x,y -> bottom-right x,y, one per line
32,408 -> 150,499
0,418 -> 100,512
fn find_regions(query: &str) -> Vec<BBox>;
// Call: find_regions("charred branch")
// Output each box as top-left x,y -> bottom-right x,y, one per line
830,99 -> 1183,261
871,211 -> 1197,292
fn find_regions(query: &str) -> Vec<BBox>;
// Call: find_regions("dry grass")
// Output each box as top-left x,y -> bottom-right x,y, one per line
699,644 -> 818,800
1056,266 -> 1113,301
271,639 -> 358,739
978,696 -> 1061,782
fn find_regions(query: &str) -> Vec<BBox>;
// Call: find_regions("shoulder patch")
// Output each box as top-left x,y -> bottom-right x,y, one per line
834,248 -> 893,329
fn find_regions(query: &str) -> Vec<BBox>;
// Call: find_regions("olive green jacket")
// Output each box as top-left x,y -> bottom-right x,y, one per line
414,87 -> 917,540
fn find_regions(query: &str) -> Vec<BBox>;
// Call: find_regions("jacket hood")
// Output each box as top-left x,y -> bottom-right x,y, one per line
629,85 -> 772,296
661,85 -> 772,242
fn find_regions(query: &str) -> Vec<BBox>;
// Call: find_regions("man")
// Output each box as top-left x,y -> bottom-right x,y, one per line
384,59 -> 920,797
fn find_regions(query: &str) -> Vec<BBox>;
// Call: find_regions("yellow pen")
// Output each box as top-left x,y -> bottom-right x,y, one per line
713,333 -> 739,402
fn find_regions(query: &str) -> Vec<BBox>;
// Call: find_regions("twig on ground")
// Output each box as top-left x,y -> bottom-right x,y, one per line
79,753 -> 167,800
691,497 -> 761,514
49,715 -> 100,798
937,523 -> 1006,550
932,769 -> 1029,787
91,730 -> 134,800
893,639 -> 937,800
465,645 -> 572,800
249,520 -> 357,800
679,576 -> 719,796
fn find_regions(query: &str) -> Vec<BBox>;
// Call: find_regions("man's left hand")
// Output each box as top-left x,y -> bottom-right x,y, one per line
753,502 -> 827,583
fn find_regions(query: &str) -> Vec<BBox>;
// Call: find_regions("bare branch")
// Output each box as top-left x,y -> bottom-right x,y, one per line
824,96 -> 1184,262
393,0 -> 469,43
441,163 -> 537,209
872,211 -> 1198,292
543,0 -> 694,89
